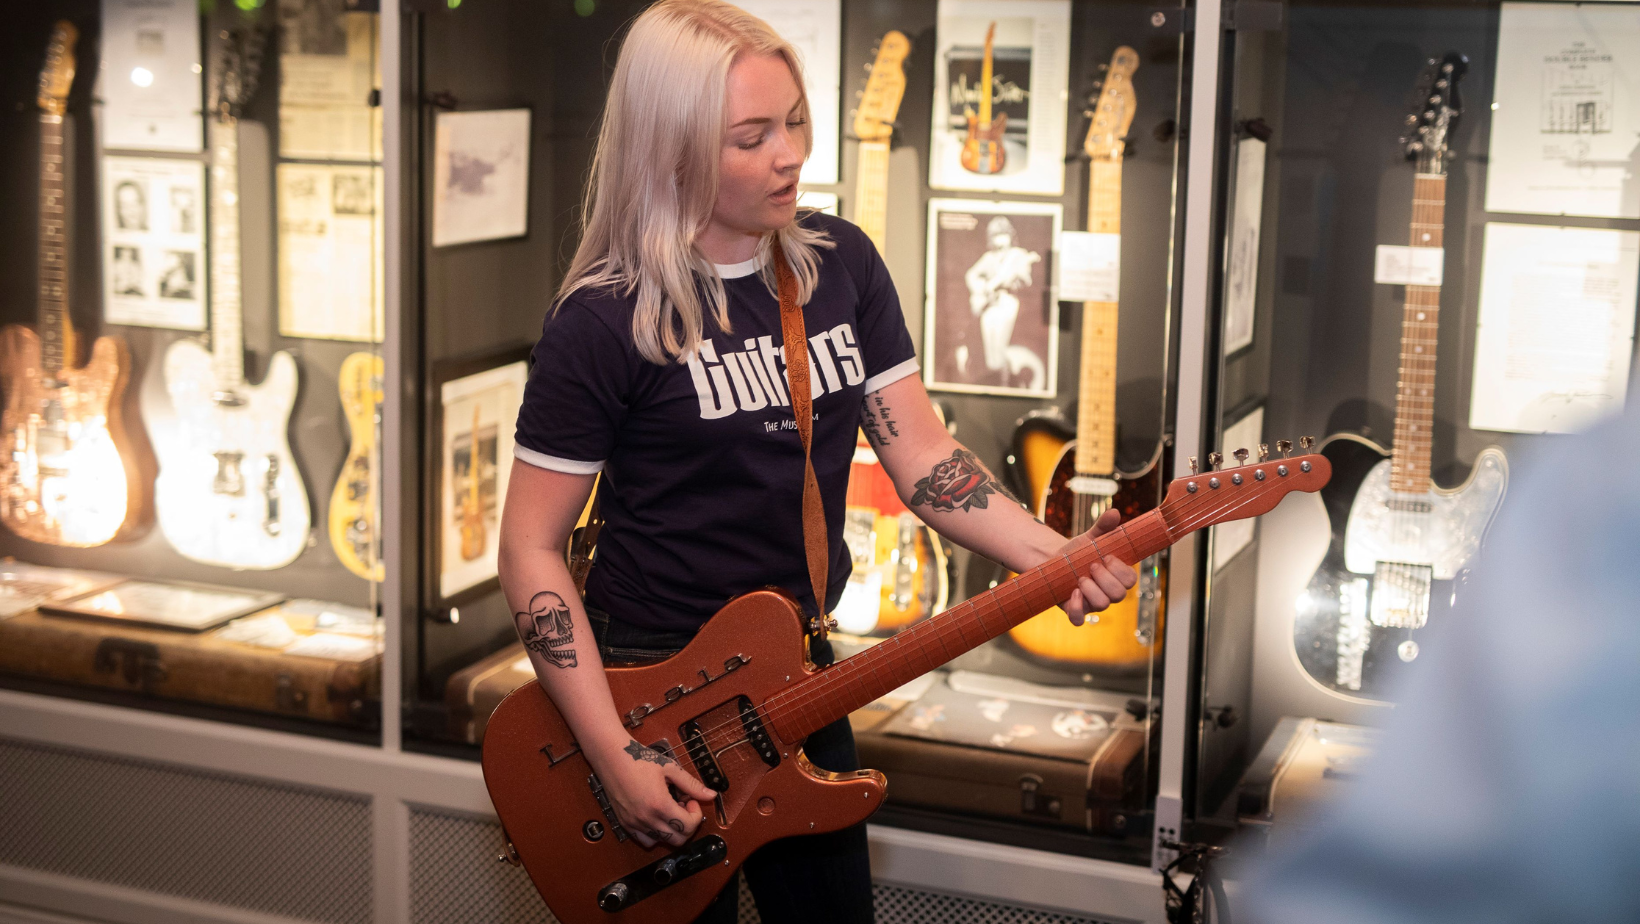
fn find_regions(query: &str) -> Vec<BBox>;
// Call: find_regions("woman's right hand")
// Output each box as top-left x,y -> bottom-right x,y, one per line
586,736 -> 719,850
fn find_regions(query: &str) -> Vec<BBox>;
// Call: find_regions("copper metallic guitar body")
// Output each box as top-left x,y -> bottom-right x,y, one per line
484,451 -> 1331,923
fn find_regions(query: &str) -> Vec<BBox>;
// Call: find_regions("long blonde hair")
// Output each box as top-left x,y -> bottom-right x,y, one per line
555,0 -> 833,365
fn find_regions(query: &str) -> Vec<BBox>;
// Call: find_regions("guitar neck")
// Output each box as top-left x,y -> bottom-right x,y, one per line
38,113 -> 71,376
1074,158 -> 1123,476
853,140 -> 891,254
978,36 -> 994,126
773,508 -> 1175,740
209,117 -> 246,390
1391,173 -> 1444,493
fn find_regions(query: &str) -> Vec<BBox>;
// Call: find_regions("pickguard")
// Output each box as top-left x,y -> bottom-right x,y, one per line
1342,448 -> 1508,580
153,339 -> 311,569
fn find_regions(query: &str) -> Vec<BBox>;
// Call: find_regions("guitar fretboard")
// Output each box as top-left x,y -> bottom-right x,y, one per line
854,140 -> 891,255
1391,174 -> 1444,494
1074,157 -> 1123,477
209,117 -> 246,390
38,114 -> 70,376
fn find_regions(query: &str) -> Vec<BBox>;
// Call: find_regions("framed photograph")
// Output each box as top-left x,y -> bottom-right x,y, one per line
928,0 -> 1072,196
41,579 -> 285,632
923,198 -> 1061,397
432,108 -> 532,247
276,162 -> 385,341
731,0 -> 841,184
0,563 -> 124,619
102,155 -> 206,330
432,347 -> 530,607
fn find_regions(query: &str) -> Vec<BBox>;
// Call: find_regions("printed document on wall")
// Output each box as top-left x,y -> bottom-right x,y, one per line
276,163 -> 384,341
1469,223 -> 1639,434
100,0 -> 202,152
731,0 -> 841,185
1484,2 -> 1640,219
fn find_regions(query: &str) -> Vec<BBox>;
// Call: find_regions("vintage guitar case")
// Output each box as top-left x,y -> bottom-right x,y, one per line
0,601 -> 379,726
444,641 -> 533,744
1236,716 -> 1377,844
853,670 -> 1150,834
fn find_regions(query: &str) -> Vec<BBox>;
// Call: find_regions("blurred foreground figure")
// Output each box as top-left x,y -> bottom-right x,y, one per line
1246,409 -> 1640,924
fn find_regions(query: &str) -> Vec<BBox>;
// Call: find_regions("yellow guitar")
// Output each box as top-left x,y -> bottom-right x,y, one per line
328,351 -> 384,581
458,404 -> 487,562
850,30 -> 910,254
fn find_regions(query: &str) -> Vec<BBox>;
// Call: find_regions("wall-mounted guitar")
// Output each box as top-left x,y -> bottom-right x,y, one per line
154,25 -> 312,570
1007,47 -> 1166,670
483,445 -> 1329,924
960,22 -> 1006,175
0,22 -> 140,548
329,351 -> 384,581
1293,52 -> 1507,701
849,30 -> 909,255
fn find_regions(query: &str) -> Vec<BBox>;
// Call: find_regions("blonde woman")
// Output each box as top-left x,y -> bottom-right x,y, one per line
499,2 -> 1135,920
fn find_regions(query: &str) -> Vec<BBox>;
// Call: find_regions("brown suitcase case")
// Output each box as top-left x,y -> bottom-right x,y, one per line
0,598 -> 380,727
444,641 -> 534,744
1236,716 -> 1377,843
853,670 -> 1151,835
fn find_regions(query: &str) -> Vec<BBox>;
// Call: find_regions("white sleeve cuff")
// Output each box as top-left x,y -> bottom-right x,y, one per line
513,445 -> 605,474
862,358 -> 921,396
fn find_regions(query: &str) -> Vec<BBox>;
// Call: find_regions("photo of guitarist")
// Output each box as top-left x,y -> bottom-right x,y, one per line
498,3 -> 1135,923
959,215 -> 1046,389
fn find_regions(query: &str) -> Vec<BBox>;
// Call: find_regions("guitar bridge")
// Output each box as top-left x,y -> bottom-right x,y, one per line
1369,562 -> 1432,629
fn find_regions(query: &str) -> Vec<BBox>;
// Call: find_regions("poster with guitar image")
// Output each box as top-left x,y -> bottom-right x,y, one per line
929,0 -> 1070,195
436,357 -> 525,603
923,199 -> 1060,397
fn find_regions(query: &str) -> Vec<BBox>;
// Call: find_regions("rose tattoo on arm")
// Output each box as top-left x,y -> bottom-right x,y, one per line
910,448 -> 1022,513
516,591 -> 577,669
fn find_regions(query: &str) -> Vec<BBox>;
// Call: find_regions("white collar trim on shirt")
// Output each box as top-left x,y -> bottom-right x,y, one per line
714,253 -> 765,279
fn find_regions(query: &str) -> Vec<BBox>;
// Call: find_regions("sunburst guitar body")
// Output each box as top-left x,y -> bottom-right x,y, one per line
329,352 -> 383,581
0,23 -> 137,549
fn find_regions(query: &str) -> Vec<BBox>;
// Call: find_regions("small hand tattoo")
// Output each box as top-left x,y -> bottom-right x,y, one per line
517,591 -> 577,669
910,448 -> 1004,513
625,739 -> 677,767
859,393 -> 900,448
667,819 -> 685,834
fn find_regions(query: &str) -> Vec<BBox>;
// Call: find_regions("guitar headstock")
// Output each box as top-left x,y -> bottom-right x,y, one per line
208,24 -> 271,122
1400,51 -> 1468,175
1083,46 -> 1139,161
852,31 -> 911,144
1160,437 -> 1330,531
37,21 -> 79,118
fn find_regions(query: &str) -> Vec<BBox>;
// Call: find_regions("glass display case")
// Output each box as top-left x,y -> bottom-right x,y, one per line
397,0 -> 1197,867
0,0 -> 386,738
1191,0 -> 1640,849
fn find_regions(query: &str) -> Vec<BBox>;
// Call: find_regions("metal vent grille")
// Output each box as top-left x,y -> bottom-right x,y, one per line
0,738 -> 372,924
872,883 -> 1117,924
409,809 -> 558,924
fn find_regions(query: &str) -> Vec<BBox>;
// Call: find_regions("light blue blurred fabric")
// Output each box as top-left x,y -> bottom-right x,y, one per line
1244,411 -> 1640,924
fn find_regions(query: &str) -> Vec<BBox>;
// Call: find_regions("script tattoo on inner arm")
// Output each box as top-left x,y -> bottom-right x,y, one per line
910,448 -> 1024,513
624,739 -> 678,767
517,591 -> 578,669
859,392 -> 900,448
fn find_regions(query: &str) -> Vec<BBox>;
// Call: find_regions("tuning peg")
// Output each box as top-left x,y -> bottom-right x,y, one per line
1300,436 -> 1314,452
1276,439 -> 1292,457
1257,443 -> 1269,462
1098,62 -> 1109,71
1233,448 -> 1249,465
1188,455 -> 1198,475
1208,451 -> 1223,470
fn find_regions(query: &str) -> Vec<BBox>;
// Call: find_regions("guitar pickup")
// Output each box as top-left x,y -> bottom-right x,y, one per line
738,696 -> 780,768
681,720 -> 728,794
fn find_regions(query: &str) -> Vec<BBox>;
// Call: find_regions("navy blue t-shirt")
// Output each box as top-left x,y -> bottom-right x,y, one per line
515,214 -> 919,633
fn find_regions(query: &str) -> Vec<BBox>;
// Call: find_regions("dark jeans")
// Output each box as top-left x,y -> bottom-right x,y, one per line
587,608 -> 875,924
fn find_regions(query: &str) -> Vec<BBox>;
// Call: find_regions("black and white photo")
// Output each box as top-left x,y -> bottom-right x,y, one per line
102,155 -> 205,329
431,108 -> 532,247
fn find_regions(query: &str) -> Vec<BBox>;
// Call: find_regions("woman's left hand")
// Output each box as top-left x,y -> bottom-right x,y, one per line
1059,507 -> 1138,626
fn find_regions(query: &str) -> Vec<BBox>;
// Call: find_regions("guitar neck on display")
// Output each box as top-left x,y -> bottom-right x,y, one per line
850,30 -> 909,255
153,25 -> 312,570
0,21 -> 137,548
459,403 -> 488,562
1008,47 -> 1165,669
1294,52 -> 1508,701
329,351 -> 384,581
959,22 -> 1006,175
482,447 -> 1330,924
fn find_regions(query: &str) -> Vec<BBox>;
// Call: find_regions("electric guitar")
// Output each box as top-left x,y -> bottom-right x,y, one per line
0,22 -> 139,548
329,352 -> 383,581
958,23 -> 1006,175
482,447 -> 1330,924
458,403 -> 487,562
1007,48 -> 1166,670
154,25 -> 311,570
850,30 -> 909,255
835,431 -> 949,636
1294,52 -> 1507,700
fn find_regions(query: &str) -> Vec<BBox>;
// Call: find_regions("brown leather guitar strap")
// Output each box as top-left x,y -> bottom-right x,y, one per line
772,240 -> 832,639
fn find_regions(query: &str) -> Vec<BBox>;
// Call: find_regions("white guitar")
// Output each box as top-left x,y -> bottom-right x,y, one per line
152,27 -> 310,570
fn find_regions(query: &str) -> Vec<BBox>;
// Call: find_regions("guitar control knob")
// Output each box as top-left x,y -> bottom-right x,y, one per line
598,883 -> 630,912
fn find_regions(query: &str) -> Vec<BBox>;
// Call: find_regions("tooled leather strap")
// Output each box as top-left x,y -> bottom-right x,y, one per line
771,240 -> 831,638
